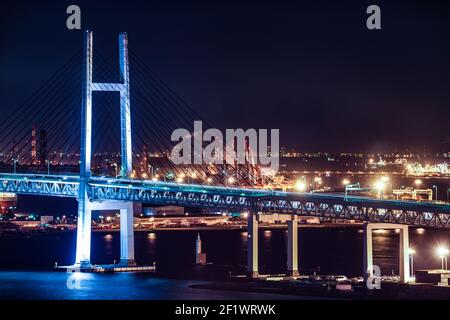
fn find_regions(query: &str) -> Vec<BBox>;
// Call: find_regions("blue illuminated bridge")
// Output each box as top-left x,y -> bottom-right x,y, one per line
0,173 -> 450,228
1,172 -> 449,227
1,30 -> 449,281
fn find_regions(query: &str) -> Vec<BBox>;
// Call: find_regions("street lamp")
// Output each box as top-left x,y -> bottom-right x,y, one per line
414,179 -> 422,188
375,180 -> 386,199
381,176 -> 391,193
437,246 -> 449,270
432,185 -> 438,202
408,248 -> 416,276
295,180 -> 306,192
342,178 -> 350,186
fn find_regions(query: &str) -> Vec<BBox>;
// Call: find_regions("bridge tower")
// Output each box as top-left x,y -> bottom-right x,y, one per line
75,30 -> 135,267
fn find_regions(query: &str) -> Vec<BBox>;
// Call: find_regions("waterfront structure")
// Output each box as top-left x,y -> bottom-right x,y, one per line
195,233 -> 206,265
0,193 -> 17,215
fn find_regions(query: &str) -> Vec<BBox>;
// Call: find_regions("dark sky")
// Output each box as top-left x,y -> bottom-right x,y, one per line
1,0 -> 450,153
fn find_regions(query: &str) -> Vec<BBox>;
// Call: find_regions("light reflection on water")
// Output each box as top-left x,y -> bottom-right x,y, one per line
0,227 -> 449,281
0,271 -> 306,300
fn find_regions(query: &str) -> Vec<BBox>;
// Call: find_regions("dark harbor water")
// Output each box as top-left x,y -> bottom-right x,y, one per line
0,227 -> 450,299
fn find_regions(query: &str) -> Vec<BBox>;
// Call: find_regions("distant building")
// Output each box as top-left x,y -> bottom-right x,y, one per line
40,216 -> 54,224
31,125 -> 37,164
38,129 -> 47,165
142,206 -> 184,216
0,193 -> 17,215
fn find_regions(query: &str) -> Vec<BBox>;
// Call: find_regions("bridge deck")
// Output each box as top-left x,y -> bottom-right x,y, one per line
1,173 -> 450,227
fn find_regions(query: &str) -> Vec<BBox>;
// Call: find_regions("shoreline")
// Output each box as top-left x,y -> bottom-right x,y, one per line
0,222 -> 364,236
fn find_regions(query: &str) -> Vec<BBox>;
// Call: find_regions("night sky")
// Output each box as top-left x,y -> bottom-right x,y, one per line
1,0 -> 450,153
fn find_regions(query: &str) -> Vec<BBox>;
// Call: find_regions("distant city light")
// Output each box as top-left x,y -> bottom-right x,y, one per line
227,177 -> 235,184
295,180 -> 306,192
342,179 -> 350,186
374,180 -> 385,191
414,179 -> 422,187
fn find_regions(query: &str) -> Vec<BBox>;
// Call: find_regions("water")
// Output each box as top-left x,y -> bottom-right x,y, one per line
0,227 -> 449,299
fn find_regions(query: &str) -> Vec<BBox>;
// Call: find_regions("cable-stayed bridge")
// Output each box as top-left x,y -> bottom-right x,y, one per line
0,31 -> 449,280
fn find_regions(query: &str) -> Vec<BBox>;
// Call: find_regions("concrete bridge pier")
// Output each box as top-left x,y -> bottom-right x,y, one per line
119,202 -> 136,266
363,222 -> 410,283
75,193 -> 92,268
89,200 -> 136,266
247,211 -> 259,278
287,215 -> 299,277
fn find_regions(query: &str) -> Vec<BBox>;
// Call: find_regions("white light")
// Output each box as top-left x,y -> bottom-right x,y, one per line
375,180 -> 385,191
437,246 -> 449,258
342,179 -> 350,186
295,180 -> 306,192
227,177 -> 235,184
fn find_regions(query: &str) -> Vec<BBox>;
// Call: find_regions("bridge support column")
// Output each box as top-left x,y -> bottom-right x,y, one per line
85,200 -> 135,266
287,216 -> 299,277
75,194 -> 92,267
363,223 -> 410,284
399,225 -> 410,283
119,202 -> 136,266
247,211 -> 259,278
363,222 -> 373,281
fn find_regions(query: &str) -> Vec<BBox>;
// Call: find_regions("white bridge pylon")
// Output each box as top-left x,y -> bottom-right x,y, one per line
75,30 -> 135,267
